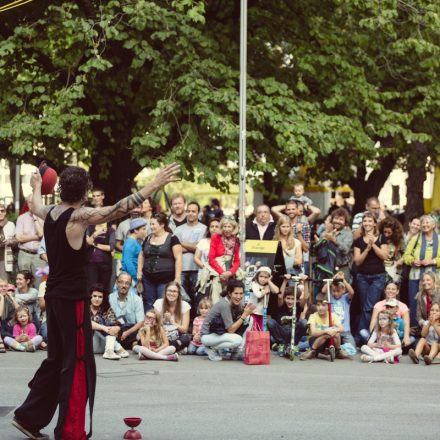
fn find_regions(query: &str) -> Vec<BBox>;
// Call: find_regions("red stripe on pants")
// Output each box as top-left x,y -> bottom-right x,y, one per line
62,301 -> 87,440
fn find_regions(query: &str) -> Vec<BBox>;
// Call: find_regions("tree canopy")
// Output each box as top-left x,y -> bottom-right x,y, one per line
0,0 -> 439,209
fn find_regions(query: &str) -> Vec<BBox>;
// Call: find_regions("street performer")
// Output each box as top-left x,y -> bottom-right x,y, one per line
12,163 -> 180,440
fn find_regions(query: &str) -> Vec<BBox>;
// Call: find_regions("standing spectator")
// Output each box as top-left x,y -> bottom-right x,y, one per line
404,217 -> 421,247
174,202 -> 207,306
121,218 -> 147,281
245,204 -> 276,240
414,272 -> 440,333
108,272 -> 144,350
321,208 -> 353,282
353,212 -> 388,338
208,216 -> 241,303
403,215 -> 440,326
379,216 -> 405,283
210,198 -> 224,219
15,196 -> 45,288
86,223 -> 115,293
139,198 -> 154,236
0,201 -> 15,282
153,281 -> 191,353
274,215 -> 302,275
201,279 -> 255,361
115,206 -> 142,252
168,193 -> 187,232
352,197 -> 386,239
90,187 -> 105,208
137,213 -> 182,311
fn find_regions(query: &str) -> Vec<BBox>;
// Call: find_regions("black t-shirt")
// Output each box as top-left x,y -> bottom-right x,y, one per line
173,217 -> 187,228
272,302 -> 302,325
353,235 -> 387,274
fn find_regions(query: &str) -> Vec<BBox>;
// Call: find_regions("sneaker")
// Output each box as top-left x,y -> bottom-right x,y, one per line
179,347 -> 188,355
299,349 -> 316,361
206,347 -> 222,361
230,349 -> 244,361
12,417 -> 49,440
384,355 -> 394,364
103,349 -> 121,360
408,348 -> 419,364
115,348 -> 129,358
217,348 -> 231,359
336,349 -> 351,360
25,342 -> 36,353
277,344 -> 286,356
271,343 -> 278,351
167,354 -> 179,362
423,355 -> 432,365
361,354 -> 373,363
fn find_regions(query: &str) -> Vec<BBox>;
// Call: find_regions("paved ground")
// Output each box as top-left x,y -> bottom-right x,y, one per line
1,351 -> 439,440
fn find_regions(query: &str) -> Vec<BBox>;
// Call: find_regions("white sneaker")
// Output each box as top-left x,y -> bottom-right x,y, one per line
206,347 -> 222,361
115,348 -> 129,358
103,349 -> 121,360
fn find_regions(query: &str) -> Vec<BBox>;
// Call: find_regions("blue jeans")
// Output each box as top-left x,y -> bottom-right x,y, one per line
142,277 -> 167,312
355,272 -> 386,335
39,321 -> 48,342
267,318 -> 308,346
181,271 -> 199,304
408,279 -> 420,327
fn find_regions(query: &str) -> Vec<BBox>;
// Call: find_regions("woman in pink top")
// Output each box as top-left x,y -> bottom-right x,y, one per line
365,282 -> 411,347
3,306 -> 42,351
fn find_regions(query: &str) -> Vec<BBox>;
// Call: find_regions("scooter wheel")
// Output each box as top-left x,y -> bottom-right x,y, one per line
329,346 -> 335,362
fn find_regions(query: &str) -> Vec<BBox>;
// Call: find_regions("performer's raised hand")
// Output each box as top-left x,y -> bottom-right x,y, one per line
30,170 -> 42,190
152,162 -> 181,188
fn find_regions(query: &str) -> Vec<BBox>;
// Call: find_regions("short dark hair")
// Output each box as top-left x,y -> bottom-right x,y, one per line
315,293 -> 327,304
58,166 -> 91,203
187,201 -> 201,213
221,279 -> 245,297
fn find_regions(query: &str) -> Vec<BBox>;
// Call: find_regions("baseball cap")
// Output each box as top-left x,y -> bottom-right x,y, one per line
130,218 -> 147,231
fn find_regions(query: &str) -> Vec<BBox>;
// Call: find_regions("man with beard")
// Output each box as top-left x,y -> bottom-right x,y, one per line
168,193 -> 187,232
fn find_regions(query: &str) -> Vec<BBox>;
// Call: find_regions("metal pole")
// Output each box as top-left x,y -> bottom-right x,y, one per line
238,0 -> 247,269
15,162 -> 20,214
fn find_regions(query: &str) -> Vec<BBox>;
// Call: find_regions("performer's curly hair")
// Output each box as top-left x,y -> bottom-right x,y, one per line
58,166 -> 91,203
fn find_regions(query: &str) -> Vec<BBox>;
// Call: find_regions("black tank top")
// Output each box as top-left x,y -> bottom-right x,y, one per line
45,207 -> 88,300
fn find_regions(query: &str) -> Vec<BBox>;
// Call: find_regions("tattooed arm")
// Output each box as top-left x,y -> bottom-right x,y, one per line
70,163 -> 180,226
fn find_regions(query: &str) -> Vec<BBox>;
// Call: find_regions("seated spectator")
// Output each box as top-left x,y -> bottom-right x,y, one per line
0,278 -> 10,352
379,216 -> 405,283
188,298 -> 212,356
208,216 -> 242,303
109,272 -> 144,350
201,280 -> 255,361
138,212 -> 182,312
90,284 -> 128,360
3,306 -> 43,351
300,293 -> 350,360
133,309 -> 178,361
153,281 -> 191,353
415,271 -> 440,334
0,282 -> 17,339
121,218 -> 148,281
360,281 -> 411,347
321,271 -> 356,348
267,275 -> 309,357
15,271 -> 39,328
408,302 -> 440,365
37,280 -> 48,349
360,310 -> 402,363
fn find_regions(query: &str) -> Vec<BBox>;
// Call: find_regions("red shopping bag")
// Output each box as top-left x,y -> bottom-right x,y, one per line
244,331 -> 270,365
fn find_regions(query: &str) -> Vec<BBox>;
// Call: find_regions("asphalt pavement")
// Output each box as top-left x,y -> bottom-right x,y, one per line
1,351 -> 439,440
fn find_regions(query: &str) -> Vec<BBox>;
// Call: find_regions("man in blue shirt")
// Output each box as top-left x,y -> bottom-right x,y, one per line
109,272 -> 144,350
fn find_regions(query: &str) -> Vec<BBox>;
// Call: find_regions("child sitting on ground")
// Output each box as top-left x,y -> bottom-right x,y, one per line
133,309 -> 179,361
408,302 -> 440,365
321,272 -> 356,349
268,274 -> 309,356
250,266 -> 279,330
188,298 -> 212,356
360,310 -> 402,363
300,293 -> 350,360
383,298 -> 404,340
3,306 -> 43,352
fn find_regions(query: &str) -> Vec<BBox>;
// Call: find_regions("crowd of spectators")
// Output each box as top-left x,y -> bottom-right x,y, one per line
1,184 -> 439,364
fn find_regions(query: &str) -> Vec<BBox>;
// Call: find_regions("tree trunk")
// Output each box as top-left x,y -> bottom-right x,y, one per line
349,154 -> 397,215
8,158 -> 24,210
405,142 -> 428,226
89,145 -> 142,205
260,172 -> 285,206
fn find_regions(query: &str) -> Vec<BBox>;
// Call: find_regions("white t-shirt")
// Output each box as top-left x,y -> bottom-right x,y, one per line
153,298 -> 191,322
174,222 -> 207,271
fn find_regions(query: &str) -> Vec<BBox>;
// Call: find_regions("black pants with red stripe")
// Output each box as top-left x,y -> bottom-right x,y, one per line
15,299 -> 96,440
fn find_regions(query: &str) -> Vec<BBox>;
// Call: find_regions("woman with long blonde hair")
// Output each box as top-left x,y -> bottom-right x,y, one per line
274,215 -> 302,275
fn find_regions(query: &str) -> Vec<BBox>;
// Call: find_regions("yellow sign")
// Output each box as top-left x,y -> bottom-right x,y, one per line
245,240 -> 279,254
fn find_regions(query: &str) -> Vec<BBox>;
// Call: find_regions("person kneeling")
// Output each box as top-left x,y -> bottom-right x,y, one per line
133,309 -> 178,361
300,293 -> 350,360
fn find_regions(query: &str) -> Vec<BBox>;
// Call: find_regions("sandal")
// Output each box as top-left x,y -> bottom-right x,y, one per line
0,340 -> 6,353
